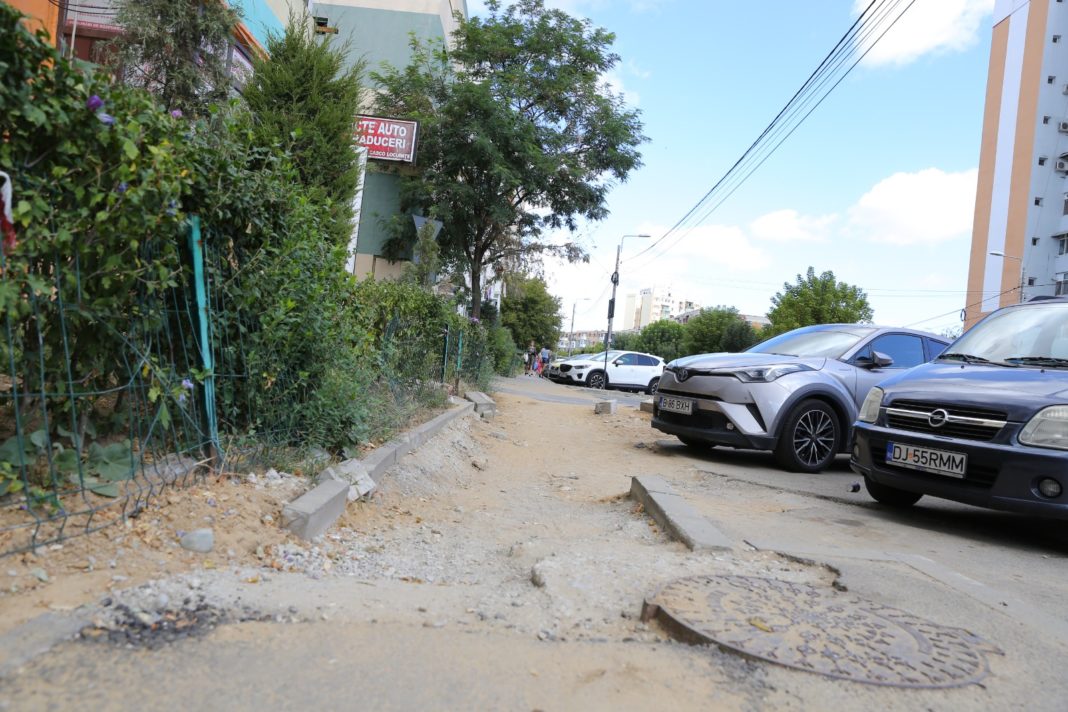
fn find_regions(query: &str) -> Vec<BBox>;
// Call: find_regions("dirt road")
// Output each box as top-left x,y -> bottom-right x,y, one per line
1,378 -> 1065,710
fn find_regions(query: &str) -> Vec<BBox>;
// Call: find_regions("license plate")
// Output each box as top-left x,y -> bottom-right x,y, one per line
658,395 -> 694,415
886,442 -> 966,478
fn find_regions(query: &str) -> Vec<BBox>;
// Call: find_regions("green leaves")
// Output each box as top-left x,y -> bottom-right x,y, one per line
767,267 -> 874,336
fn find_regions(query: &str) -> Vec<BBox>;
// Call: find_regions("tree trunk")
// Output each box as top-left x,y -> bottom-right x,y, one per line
470,260 -> 482,320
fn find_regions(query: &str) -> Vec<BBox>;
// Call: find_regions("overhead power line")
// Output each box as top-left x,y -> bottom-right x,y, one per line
626,0 -> 918,270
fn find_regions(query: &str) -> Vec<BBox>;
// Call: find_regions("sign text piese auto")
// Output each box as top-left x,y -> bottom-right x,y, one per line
355,116 -> 418,163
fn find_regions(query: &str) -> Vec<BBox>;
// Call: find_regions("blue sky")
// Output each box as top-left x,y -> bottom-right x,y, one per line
469,0 -> 995,335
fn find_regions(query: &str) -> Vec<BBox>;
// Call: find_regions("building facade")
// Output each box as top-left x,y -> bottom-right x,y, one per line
12,0 -> 303,76
313,0 -> 468,279
966,0 -> 1068,325
622,286 -> 699,330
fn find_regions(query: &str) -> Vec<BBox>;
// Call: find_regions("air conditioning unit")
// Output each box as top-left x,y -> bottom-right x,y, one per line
1062,83 -> 1068,95
1059,121 -> 1068,132
1058,160 -> 1068,171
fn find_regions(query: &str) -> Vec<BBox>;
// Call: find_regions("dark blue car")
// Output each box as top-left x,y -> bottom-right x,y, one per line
851,296 -> 1068,518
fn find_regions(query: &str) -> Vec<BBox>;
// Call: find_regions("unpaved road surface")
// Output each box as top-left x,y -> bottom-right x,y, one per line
1,376 -> 1067,710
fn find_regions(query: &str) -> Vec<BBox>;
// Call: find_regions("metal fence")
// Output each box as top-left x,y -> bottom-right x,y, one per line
0,218 -> 488,557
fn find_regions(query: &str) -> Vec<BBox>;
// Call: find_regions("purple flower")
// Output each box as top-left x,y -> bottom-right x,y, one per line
116,182 -> 128,194
97,113 -> 115,126
181,378 -> 194,390
469,317 -> 480,325
86,95 -> 104,112
170,109 -> 183,119
177,392 -> 187,405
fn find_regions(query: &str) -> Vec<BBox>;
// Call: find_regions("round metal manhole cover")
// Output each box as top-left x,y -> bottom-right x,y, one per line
643,575 -> 998,688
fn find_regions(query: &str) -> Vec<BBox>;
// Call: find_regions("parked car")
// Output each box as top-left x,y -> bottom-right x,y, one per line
553,350 -> 665,393
652,324 -> 950,472
851,297 -> 1068,518
546,354 -> 589,382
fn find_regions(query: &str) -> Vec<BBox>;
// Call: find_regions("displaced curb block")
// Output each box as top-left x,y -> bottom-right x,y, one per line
282,400 -> 478,540
630,475 -> 732,551
594,400 -> 617,415
283,479 -> 349,540
640,399 -> 654,414
465,391 -> 496,419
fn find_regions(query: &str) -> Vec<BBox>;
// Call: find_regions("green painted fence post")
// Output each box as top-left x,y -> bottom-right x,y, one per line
188,216 -> 221,468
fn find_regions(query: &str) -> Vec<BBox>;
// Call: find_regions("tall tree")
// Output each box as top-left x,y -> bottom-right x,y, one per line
636,320 -> 685,362
243,14 -> 364,248
374,0 -> 645,318
683,307 -> 759,355
500,276 -> 562,351
767,267 -> 873,335
109,0 -> 241,117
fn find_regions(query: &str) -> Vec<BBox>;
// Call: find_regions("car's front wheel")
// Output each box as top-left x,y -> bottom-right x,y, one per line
586,370 -> 607,389
774,399 -> 839,472
864,476 -> 923,507
646,377 -> 660,395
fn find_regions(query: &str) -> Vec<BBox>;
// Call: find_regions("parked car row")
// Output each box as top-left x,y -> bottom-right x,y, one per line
644,297 -> 1068,520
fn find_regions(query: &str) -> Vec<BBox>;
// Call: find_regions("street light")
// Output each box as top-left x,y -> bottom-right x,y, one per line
568,298 -> 591,356
989,250 -> 1026,303
602,233 -> 651,386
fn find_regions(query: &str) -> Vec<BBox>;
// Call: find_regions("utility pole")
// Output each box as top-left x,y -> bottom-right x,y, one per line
568,298 -> 590,357
602,234 -> 650,385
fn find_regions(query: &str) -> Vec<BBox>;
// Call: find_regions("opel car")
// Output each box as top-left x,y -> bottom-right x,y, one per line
852,297 -> 1068,518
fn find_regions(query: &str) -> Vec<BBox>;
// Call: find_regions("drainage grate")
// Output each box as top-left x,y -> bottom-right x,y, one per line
641,575 -> 999,688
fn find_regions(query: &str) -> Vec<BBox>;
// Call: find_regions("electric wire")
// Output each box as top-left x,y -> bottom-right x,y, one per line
626,0 -> 917,271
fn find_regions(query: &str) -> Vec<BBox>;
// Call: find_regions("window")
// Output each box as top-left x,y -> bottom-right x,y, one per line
1056,35 -> 1063,43
635,354 -> 659,367
1028,277 -> 1037,286
1036,197 -> 1044,206
1049,76 -> 1057,84
865,334 -> 926,369
1033,237 -> 1041,246
1040,156 -> 1049,166
926,339 -> 949,359
1060,236 -> 1068,255
1046,116 -> 1053,124
1058,280 -> 1068,296
614,353 -> 638,365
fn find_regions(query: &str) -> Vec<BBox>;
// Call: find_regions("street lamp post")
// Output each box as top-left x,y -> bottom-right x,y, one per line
989,250 -> 1025,303
602,234 -> 651,386
568,298 -> 591,356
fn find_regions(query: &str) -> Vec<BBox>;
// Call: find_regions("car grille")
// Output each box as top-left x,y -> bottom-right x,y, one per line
870,438 -> 998,488
656,409 -> 728,430
884,399 -> 1006,442
560,364 -> 572,373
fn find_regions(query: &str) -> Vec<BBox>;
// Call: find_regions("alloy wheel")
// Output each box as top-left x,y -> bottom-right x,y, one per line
792,408 -> 836,467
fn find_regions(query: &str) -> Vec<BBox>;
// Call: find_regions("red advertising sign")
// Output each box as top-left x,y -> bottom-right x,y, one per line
355,115 -> 419,163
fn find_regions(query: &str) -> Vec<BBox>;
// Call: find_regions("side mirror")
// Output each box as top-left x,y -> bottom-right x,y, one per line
856,351 -> 894,369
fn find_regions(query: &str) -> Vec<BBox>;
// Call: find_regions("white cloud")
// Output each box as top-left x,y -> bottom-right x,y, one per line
749,209 -> 836,243
846,167 -> 977,245
853,0 -> 994,67
600,69 -> 640,105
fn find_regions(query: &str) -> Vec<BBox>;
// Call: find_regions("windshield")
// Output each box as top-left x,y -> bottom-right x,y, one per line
943,304 -> 1068,367
581,350 -> 621,361
747,327 -> 875,358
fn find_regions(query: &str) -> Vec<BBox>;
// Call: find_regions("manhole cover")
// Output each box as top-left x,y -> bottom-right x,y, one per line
642,575 -> 999,688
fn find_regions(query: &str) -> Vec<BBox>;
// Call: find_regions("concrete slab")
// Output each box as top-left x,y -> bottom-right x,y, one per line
282,479 -> 349,540
465,391 -> 496,418
594,400 -> 618,415
630,476 -> 732,551
640,399 -> 654,413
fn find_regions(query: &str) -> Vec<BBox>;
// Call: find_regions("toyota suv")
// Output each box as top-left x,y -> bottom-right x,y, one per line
851,296 -> 1068,518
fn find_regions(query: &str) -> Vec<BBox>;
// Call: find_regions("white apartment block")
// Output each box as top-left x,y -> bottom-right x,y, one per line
622,287 -> 699,330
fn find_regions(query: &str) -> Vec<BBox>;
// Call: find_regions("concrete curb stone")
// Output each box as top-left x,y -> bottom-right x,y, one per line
283,400 -> 477,541
630,475 -> 732,551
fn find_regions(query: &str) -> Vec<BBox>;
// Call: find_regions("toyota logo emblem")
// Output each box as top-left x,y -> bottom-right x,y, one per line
676,368 -> 691,382
928,408 -> 949,428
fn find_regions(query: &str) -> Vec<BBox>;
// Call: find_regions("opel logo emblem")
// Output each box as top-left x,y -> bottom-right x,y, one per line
928,408 -> 949,428
676,368 -> 691,382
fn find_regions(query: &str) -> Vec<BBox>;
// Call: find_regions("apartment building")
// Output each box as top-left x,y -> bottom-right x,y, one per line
966,0 -> 1068,324
622,287 -> 699,330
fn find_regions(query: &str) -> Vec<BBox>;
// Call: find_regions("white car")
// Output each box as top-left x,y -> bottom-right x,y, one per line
553,350 -> 664,394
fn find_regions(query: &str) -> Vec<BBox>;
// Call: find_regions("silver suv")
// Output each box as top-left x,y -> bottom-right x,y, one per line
652,324 -> 949,472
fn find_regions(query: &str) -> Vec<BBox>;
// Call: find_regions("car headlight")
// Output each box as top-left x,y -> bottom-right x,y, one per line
1020,406 -> 1068,450
858,387 -> 883,423
730,363 -> 812,382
